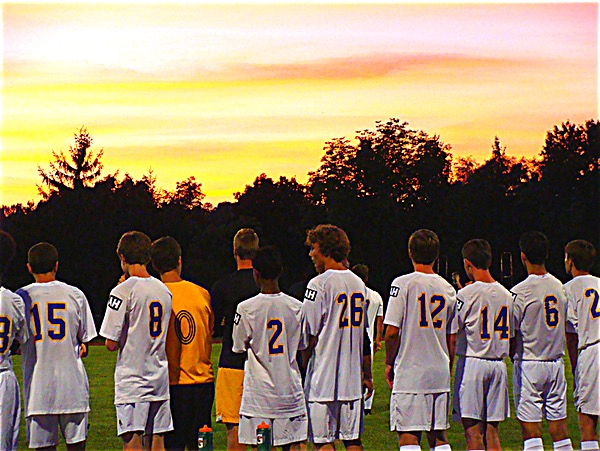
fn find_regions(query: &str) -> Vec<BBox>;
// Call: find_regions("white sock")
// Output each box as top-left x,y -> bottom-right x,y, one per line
432,445 -> 452,451
581,441 -> 600,450
399,446 -> 421,451
524,438 -> 544,451
553,438 -> 573,450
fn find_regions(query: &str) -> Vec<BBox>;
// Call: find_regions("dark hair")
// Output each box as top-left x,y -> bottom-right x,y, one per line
28,242 -> 58,274
462,239 -> 492,270
234,228 -> 259,260
519,231 -> 549,265
0,230 -> 16,277
252,246 -> 283,280
117,231 -> 151,265
408,229 -> 439,265
305,224 -> 351,263
351,264 -> 369,283
565,240 -> 596,272
151,236 -> 181,274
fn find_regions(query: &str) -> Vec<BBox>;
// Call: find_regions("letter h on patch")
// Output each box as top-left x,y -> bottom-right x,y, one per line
304,288 -> 317,302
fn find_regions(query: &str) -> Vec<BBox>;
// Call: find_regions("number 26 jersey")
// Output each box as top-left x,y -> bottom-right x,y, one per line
100,276 -> 172,404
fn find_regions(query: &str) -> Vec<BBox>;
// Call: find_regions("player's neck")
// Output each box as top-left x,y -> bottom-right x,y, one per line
237,258 -> 253,270
571,269 -> 590,278
160,270 -> 182,283
412,263 -> 435,274
127,264 -> 151,278
325,259 -> 347,271
33,272 -> 56,283
526,263 -> 547,276
471,269 -> 495,283
260,279 -> 280,294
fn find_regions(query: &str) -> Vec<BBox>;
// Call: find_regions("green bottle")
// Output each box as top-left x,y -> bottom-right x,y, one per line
256,421 -> 272,451
197,425 -> 213,451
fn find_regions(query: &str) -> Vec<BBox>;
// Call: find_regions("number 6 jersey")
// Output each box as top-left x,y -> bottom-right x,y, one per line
17,281 -> 97,416
100,276 -> 172,404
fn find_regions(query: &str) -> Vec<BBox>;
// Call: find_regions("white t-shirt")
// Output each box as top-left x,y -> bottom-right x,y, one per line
455,281 -> 512,359
511,273 -> 567,361
17,281 -> 97,416
232,292 -> 307,418
366,287 -> 383,355
0,287 -> 29,372
100,276 -> 172,404
384,272 -> 457,394
302,269 -> 368,402
564,274 -> 600,349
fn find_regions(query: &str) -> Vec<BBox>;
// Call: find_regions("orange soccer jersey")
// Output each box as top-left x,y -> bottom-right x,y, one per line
165,280 -> 214,385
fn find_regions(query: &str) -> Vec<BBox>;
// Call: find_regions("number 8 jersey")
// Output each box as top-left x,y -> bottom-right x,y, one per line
100,276 -> 172,404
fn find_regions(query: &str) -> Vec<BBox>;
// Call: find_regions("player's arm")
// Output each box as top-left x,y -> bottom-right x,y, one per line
374,316 -> 384,353
362,353 -> 374,399
384,325 -> 400,389
446,333 -> 456,372
105,339 -> 119,352
301,335 -> 317,371
566,332 -> 578,377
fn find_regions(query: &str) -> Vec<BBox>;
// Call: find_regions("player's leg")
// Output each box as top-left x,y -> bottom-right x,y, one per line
121,432 -> 144,450
545,360 -> 573,450
59,413 -> 88,451
575,345 -> 600,450
146,401 -> 172,451
339,400 -> 363,451
215,368 -> 245,451
147,433 -> 165,451
425,392 -> 451,450
461,419 -> 484,450
307,401 -> 338,450
547,419 -> 572,450
483,360 -> 509,451
514,361 -> 545,450
578,413 -> 599,449
483,421 -> 501,451
0,371 -> 20,451
163,384 -> 187,451
518,422 -> 544,451
398,431 -> 421,449
27,415 -> 61,451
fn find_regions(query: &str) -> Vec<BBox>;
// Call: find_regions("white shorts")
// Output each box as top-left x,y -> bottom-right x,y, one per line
513,359 -> 567,422
0,371 -> 20,451
116,400 -> 173,436
307,400 -> 363,444
453,356 -> 509,422
574,343 -> 600,415
239,414 -> 308,446
390,392 -> 450,432
26,413 -> 88,448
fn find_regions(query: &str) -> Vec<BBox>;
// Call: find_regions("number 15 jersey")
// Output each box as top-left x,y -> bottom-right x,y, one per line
100,276 -> 172,404
384,272 -> 457,394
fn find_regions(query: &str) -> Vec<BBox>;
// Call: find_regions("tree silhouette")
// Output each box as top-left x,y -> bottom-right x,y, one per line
37,127 -> 105,199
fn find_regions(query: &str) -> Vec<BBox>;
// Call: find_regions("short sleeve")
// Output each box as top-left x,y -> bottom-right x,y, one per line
78,291 -> 98,343
301,279 -> 324,338
100,284 -> 128,342
384,281 -> 405,329
446,289 -> 459,334
511,290 -> 524,333
231,304 -> 250,354
565,285 -> 578,333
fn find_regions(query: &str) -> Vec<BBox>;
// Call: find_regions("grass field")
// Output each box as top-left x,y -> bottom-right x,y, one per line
11,343 -> 581,450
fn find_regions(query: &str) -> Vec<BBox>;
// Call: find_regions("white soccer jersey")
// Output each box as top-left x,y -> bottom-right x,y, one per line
232,292 -> 307,418
100,276 -> 172,404
456,281 -> 512,359
384,272 -> 458,394
0,287 -> 28,372
17,281 -> 97,416
511,274 -> 567,361
565,275 -> 600,349
366,287 -> 383,354
302,269 -> 367,402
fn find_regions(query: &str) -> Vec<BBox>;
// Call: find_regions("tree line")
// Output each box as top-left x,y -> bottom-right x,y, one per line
1,119 -> 598,327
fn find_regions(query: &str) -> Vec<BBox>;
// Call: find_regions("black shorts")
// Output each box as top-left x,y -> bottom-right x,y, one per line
164,382 -> 215,450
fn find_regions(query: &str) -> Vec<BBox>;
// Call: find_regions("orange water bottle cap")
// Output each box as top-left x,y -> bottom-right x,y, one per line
199,425 -> 212,432
257,422 -> 270,429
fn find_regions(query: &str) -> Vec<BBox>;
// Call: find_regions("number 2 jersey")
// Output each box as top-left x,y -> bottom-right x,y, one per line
384,272 -> 457,394
100,276 -> 172,405
302,269 -> 368,402
232,292 -> 307,418
511,273 -> 567,361
564,274 -> 600,350
17,281 -> 97,416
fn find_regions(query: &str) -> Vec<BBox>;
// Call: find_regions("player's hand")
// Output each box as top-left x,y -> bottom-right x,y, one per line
363,377 -> 374,399
374,341 -> 382,353
385,364 -> 394,389
79,343 -> 88,358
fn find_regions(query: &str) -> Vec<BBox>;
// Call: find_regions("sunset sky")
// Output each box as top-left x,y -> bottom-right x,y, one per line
1,2 -> 597,207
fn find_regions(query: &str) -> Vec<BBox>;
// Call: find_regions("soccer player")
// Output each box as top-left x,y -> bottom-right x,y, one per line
100,231 -> 173,451
301,224 -> 372,451
232,246 -> 308,450
211,228 -> 260,451
453,239 -> 512,451
351,263 -> 383,415
17,242 -> 97,451
510,231 -> 573,451
384,229 -> 457,451
151,236 -> 215,451
564,240 -> 600,451
0,231 -> 29,451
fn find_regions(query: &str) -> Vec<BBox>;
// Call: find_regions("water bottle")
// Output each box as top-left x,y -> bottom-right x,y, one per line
256,421 -> 272,450
197,424 -> 213,450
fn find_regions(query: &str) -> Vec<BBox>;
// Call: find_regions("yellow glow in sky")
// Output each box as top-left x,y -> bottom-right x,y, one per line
1,3 -> 598,207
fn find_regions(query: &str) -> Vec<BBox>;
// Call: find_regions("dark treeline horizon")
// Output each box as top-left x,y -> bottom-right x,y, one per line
1,118 -> 598,329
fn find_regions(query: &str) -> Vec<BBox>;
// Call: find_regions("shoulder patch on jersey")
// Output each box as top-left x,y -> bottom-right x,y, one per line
510,291 -> 518,302
107,295 -> 123,311
456,298 -> 464,311
233,312 -> 241,325
304,288 -> 317,302
390,286 -> 400,298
